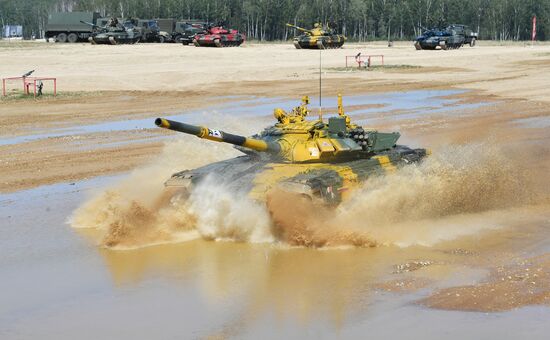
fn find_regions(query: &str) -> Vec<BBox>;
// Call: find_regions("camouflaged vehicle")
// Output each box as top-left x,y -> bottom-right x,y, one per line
81,19 -> 142,44
193,24 -> 245,47
286,23 -> 346,49
173,21 -> 209,44
415,24 -> 478,50
155,95 -> 427,205
135,19 -> 171,43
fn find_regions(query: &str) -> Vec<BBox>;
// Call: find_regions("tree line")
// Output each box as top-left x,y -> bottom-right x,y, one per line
1,0 -> 548,41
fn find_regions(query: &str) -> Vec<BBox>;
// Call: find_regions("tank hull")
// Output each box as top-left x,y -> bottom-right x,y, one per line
89,34 -> 140,45
193,34 -> 245,47
165,146 -> 426,205
293,35 -> 345,49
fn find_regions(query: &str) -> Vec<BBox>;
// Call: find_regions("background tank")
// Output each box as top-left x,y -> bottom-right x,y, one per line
286,23 -> 346,49
193,23 -> 245,47
81,18 -> 142,45
155,95 -> 427,205
415,24 -> 478,50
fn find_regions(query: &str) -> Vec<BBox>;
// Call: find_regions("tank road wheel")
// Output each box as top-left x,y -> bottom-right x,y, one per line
214,38 -> 222,47
316,40 -> 326,49
67,33 -> 78,43
109,36 -> 117,45
56,33 -> 67,43
470,38 -> 476,47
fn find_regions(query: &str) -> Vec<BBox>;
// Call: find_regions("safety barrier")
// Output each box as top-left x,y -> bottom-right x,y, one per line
2,76 -> 57,97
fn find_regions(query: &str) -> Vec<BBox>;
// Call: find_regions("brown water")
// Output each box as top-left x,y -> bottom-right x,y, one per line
2,94 -> 550,339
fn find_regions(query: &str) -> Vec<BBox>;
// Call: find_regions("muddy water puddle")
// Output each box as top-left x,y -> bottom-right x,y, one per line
2,174 -> 550,338
0,89 -> 484,147
2,91 -> 550,338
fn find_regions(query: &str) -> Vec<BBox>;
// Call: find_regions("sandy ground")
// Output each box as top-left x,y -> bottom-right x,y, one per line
1,40 -> 550,338
1,41 -> 549,101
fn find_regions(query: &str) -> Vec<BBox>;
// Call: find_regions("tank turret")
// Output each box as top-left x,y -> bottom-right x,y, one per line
156,94 -> 404,163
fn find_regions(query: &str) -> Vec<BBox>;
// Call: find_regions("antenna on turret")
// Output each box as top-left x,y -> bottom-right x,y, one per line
318,49 -> 323,121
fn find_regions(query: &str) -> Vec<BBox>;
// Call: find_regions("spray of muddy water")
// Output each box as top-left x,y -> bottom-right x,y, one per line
71,114 -> 274,249
269,143 -> 539,248
71,121 -> 541,249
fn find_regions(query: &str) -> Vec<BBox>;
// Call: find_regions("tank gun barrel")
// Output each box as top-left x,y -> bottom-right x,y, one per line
286,23 -> 310,33
80,20 -> 101,28
155,118 -> 281,154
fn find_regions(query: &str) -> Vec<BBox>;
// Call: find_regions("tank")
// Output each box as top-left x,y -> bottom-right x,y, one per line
286,23 -> 346,49
414,24 -> 478,50
193,23 -> 245,47
81,18 -> 142,45
155,95 -> 427,205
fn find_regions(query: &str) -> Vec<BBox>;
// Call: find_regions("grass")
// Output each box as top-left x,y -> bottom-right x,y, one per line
328,64 -> 422,72
0,91 -> 94,102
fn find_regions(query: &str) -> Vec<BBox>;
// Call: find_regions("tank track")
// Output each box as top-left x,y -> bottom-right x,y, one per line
194,39 -> 244,47
89,36 -> 140,45
441,42 -> 463,50
295,40 -> 344,49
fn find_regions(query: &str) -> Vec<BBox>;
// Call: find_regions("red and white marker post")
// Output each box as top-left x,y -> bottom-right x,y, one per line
532,16 -> 537,46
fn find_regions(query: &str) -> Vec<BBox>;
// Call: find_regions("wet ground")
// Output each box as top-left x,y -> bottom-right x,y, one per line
0,89 -> 481,146
1,90 -> 550,339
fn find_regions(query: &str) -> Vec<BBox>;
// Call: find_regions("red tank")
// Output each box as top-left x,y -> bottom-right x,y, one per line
193,25 -> 245,47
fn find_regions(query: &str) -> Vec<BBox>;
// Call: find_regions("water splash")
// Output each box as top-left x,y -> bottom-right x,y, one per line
71,140 -> 541,249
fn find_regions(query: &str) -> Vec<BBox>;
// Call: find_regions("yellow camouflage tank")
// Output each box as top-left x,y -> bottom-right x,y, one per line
286,23 -> 346,49
155,95 -> 427,205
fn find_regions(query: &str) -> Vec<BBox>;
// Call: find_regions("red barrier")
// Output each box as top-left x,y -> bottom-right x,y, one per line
2,76 -> 57,97
345,54 -> 384,68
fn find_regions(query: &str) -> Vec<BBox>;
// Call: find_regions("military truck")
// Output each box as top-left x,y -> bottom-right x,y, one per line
156,19 -> 176,35
173,21 -> 209,44
135,19 -> 171,43
449,24 -> 478,46
45,11 -> 101,43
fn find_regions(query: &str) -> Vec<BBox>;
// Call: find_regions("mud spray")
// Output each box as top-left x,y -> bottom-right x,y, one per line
71,134 -> 543,249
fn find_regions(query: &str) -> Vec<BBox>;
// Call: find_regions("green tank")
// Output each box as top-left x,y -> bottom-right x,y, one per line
155,95 -> 427,205
80,18 -> 142,45
286,23 -> 346,49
